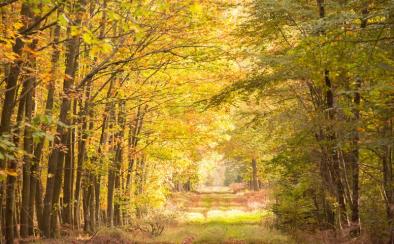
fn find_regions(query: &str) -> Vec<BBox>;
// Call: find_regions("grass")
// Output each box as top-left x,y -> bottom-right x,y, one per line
153,223 -> 293,244
183,209 -> 272,224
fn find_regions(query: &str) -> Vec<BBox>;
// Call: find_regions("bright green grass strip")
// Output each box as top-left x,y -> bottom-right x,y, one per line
154,223 -> 294,244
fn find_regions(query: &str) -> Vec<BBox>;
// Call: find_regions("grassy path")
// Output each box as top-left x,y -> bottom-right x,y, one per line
147,187 -> 294,243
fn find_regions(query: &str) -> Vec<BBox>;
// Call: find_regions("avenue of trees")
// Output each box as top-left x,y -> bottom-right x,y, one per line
0,0 -> 393,243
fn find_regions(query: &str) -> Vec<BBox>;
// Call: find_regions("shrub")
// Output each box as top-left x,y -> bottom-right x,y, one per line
130,209 -> 177,237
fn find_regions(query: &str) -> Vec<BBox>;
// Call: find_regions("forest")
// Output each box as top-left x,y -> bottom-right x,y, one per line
0,0 -> 393,243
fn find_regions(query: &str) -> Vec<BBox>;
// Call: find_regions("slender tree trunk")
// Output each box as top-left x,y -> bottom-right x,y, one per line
35,179 -> 44,232
349,65 -> 361,236
95,175 -> 101,225
107,164 -> 115,226
63,93 -> 78,226
106,103 -> 117,227
89,174 -> 96,231
349,6 -> 368,236
82,173 -> 92,232
28,80 -> 36,236
20,42 -> 37,237
4,78 -> 27,244
126,106 -> 143,190
74,120 -> 84,229
114,102 -> 126,225
251,158 -> 259,191
62,126 -> 74,225
382,119 -> 394,242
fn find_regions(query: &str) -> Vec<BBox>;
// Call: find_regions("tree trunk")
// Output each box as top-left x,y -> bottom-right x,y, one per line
62,126 -> 74,225
251,158 -> 259,191
382,119 -> 394,242
89,175 -> 96,231
74,119 -> 85,229
95,175 -> 101,225
20,42 -> 37,237
349,6 -> 368,236
126,106 -> 143,190
106,102 -> 117,227
28,84 -> 36,236
114,101 -> 126,225
107,165 -> 115,226
82,173 -> 92,232
4,77 -> 27,244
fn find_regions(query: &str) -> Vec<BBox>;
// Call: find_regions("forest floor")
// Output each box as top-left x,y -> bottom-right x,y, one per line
127,186 -> 294,244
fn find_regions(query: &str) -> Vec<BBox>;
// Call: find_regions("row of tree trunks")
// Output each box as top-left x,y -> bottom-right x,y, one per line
30,18 -> 61,236
42,0 -> 85,237
1,3 -> 38,243
0,0 -> 156,241
0,0 -> 182,241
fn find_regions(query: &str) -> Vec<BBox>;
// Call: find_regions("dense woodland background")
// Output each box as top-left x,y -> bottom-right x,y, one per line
0,0 -> 393,243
